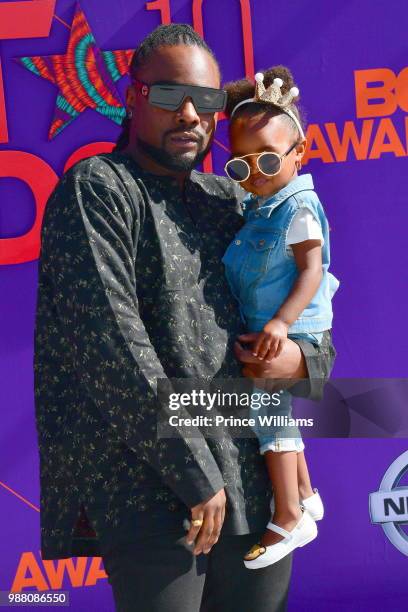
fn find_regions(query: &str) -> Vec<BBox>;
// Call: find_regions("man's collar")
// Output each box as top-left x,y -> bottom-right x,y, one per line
119,151 -> 196,185
244,173 -> 314,218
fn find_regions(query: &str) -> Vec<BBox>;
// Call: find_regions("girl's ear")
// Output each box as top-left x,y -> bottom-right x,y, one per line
296,138 -> 307,160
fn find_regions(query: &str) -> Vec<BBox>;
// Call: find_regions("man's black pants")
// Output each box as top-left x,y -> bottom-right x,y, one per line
101,528 -> 292,612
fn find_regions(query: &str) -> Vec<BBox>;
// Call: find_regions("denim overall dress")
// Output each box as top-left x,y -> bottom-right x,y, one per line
222,174 -> 339,453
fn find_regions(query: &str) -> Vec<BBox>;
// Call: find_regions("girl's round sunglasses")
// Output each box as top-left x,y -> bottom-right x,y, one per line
224,141 -> 298,183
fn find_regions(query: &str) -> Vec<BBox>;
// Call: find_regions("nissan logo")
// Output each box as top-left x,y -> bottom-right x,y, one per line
369,450 -> 408,555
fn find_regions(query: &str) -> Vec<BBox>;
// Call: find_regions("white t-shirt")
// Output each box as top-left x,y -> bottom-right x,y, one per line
286,208 -> 324,254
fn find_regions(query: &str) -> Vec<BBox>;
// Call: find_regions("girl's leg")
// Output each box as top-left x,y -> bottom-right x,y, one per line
247,388 -> 304,551
244,340 -> 314,550
297,451 -> 314,501
260,450 -> 302,547
250,339 -> 315,503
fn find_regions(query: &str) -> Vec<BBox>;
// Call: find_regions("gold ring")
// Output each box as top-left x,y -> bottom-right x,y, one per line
191,518 -> 204,527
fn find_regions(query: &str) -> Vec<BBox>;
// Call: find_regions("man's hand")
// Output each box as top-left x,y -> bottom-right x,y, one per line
186,488 -> 226,555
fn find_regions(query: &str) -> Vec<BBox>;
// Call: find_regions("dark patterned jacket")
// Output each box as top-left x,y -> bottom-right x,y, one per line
34,152 -> 273,559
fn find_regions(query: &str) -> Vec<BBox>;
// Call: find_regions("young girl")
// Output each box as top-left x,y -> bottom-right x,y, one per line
222,66 -> 339,569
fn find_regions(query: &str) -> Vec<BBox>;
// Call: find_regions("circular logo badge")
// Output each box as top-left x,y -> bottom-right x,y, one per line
369,450 -> 408,555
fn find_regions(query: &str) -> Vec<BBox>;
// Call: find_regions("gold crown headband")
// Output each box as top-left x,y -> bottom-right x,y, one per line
230,72 -> 305,139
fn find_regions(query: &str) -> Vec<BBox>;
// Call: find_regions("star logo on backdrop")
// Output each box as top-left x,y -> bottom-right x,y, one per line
15,3 -> 134,139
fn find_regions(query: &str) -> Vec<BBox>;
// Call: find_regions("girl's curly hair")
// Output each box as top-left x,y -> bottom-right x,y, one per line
224,65 -> 305,138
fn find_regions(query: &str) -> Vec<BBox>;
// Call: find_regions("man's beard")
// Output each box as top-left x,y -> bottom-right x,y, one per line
136,134 -> 211,173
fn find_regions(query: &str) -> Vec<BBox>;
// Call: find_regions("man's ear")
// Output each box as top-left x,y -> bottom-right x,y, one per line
126,85 -> 136,112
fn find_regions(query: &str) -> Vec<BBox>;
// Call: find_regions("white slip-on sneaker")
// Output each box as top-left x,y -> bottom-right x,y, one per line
243,510 -> 318,570
301,488 -> 324,521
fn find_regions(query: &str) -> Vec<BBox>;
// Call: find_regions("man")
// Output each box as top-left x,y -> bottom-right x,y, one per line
34,24 -> 333,611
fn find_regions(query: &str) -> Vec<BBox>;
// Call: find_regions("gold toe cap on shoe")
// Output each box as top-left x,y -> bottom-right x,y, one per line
244,543 -> 266,561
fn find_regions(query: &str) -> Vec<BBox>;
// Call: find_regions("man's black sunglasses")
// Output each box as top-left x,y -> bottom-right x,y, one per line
133,78 -> 227,114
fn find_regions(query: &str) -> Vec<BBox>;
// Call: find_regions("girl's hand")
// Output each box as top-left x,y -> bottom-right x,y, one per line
252,318 -> 289,362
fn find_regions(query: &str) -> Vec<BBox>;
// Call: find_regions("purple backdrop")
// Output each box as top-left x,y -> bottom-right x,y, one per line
1,1 -> 407,609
